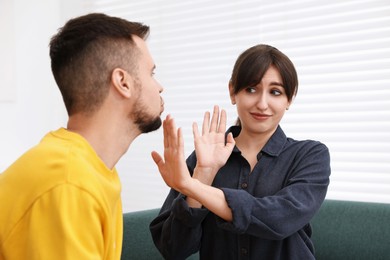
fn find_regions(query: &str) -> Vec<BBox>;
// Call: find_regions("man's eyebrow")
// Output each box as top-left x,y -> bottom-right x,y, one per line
151,64 -> 156,71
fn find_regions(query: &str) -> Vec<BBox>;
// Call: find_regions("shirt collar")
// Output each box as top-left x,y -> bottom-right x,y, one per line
227,125 -> 287,157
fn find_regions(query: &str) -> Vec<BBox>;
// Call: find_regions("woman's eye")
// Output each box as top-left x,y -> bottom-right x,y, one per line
271,89 -> 282,96
245,87 -> 256,93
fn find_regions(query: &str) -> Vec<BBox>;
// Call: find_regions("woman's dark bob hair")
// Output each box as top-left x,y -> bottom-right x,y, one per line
230,44 -> 298,103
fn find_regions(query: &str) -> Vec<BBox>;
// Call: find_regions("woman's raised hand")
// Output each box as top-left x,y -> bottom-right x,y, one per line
192,106 -> 235,174
151,107 -> 235,193
151,115 -> 192,193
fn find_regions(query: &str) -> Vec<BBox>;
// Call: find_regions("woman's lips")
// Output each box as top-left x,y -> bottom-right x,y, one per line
250,112 -> 271,120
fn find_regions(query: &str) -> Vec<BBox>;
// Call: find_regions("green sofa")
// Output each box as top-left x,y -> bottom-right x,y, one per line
121,200 -> 390,260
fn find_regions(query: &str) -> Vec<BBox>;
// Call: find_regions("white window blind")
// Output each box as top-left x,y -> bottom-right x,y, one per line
81,0 -> 390,212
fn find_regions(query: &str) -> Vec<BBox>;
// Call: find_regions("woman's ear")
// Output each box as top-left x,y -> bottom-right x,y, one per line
286,97 -> 294,110
111,68 -> 133,98
228,81 -> 236,105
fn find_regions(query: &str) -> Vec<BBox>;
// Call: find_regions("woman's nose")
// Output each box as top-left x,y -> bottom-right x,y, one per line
256,94 -> 268,110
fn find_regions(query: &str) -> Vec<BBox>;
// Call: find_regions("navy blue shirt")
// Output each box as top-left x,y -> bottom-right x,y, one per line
150,126 -> 331,260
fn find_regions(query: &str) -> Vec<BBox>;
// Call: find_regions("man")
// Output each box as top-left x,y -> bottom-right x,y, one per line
0,13 -> 164,259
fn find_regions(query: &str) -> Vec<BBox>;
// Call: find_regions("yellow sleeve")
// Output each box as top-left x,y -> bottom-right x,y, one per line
11,184 -> 106,260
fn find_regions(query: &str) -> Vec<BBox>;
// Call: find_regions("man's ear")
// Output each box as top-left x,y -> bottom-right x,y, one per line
228,81 -> 236,105
111,68 -> 133,98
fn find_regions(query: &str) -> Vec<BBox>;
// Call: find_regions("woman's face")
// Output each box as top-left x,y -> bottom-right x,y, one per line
230,65 -> 290,137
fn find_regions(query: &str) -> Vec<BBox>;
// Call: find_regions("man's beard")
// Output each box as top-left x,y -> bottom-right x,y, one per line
132,98 -> 162,134
129,76 -> 162,133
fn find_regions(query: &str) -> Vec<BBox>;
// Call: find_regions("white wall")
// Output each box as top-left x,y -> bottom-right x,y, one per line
0,0 -> 63,171
0,0 -> 89,172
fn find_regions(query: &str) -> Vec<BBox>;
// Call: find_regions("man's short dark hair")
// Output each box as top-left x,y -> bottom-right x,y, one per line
49,13 -> 150,115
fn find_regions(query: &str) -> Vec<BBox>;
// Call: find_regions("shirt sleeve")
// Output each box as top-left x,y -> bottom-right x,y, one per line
18,184 -> 105,259
149,152 -> 208,260
150,189 -> 209,259
219,141 -> 331,240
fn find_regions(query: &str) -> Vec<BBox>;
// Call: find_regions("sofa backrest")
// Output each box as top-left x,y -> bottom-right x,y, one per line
121,208 -> 162,260
311,199 -> 390,260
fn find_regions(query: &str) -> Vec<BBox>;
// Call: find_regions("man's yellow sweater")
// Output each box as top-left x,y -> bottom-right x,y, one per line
0,128 -> 123,259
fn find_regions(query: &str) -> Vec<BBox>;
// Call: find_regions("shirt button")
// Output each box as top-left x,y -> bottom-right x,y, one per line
241,182 -> 248,189
241,248 -> 248,255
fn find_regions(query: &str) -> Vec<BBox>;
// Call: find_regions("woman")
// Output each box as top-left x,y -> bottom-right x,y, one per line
150,44 -> 331,260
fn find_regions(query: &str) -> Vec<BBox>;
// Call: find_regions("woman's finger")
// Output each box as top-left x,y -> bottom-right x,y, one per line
209,105 -> 219,132
178,127 -> 184,154
163,116 -> 169,149
218,109 -> 227,133
151,151 -> 164,166
167,117 -> 177,148
193,122 -> 200,140
202,111 -> 210,135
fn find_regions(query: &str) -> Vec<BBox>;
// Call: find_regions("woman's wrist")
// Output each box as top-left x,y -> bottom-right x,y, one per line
193,166 -> 218,185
